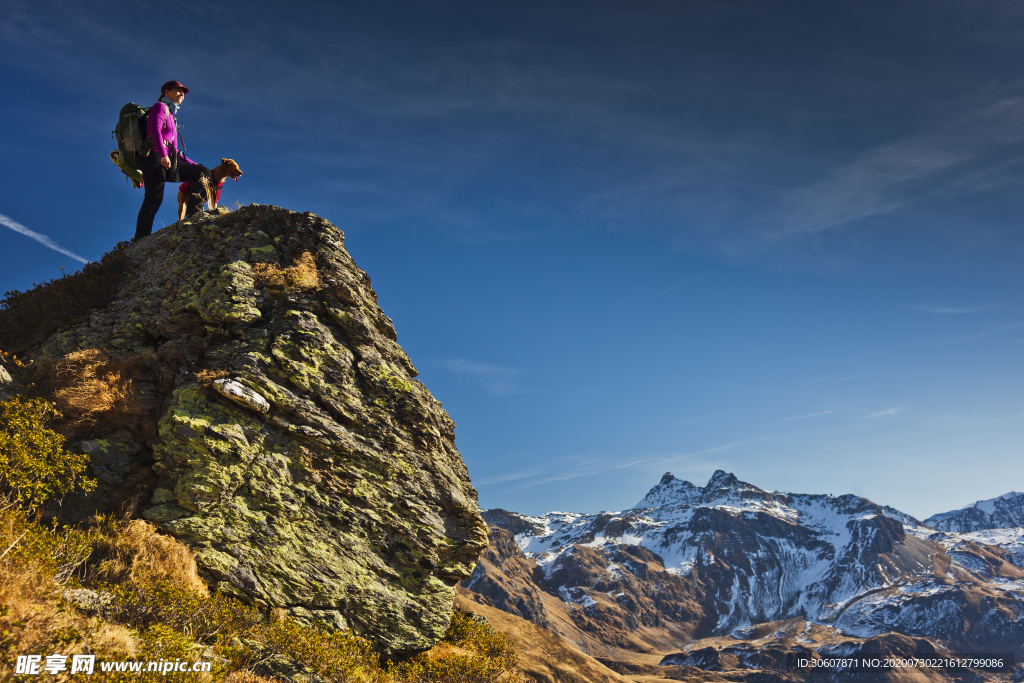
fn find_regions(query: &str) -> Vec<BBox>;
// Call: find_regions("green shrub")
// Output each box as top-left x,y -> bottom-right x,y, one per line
0,396 -> 96,513
101,578 -> 383,681
262,618 -> 384,683
442,611 -> 518,662
78,624 -> 215,683
103,578 -> 264,644
136,624 -> 216,681
4,518 -> 93,585
389,611 -> 522,683
99,577 -> 523,683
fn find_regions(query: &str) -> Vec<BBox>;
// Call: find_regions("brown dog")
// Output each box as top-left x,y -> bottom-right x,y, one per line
177,158 -> 243,220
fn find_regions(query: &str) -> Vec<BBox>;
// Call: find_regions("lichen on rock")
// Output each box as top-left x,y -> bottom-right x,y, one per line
13,205 -> 489,657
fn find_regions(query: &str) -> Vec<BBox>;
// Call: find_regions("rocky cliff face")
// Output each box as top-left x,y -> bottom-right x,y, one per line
5,205 -> 489,657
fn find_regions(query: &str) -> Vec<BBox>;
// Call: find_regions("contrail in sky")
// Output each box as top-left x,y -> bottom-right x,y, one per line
0,212 -> 89,264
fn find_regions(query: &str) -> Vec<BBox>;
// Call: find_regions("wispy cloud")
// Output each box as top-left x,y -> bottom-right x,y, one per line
439,359 -> 524,395
864,407 -> 907,419
945,321 -> 1024,343
0,212 -> 88,264
913,305 -> 983,314
653,441 -> 748,466
488,438 -> 748,495
781,410 -> 835,422
674,442 -> 743,458
871,432 -> 923,445
805,374 -> 863,388
784,144 -> 966,234
521,457 -> 654,487
977,322 -> 1024,337
781,95 -> 1024,235
963,412 -> 1024,426
474,469 -> 547,486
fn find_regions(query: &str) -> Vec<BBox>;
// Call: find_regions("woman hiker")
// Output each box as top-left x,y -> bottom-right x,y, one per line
134,80 -> 212,240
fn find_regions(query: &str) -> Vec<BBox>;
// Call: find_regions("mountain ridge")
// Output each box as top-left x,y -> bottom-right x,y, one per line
926,491 -> 1024,532
465,470 -> 1024,678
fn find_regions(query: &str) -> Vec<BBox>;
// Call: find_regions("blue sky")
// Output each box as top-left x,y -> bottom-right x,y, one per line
1,0 -> 1022,520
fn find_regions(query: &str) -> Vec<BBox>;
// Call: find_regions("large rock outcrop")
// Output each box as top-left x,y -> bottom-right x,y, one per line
8,205 -> 489,657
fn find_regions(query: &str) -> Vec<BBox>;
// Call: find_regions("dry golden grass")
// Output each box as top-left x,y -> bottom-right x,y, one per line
50,350 -> 132,419
289,252 -> 321,289
0,509 -> 138,670
454,588 -> 630,683
195,369 -> 231,387
420,641 -> 476,663
23,349 -> 162,441
253,251 -> 321,291
86,517 -> 208,595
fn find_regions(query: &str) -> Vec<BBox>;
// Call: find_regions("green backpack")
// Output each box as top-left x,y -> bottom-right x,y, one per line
110,103 -> 153,186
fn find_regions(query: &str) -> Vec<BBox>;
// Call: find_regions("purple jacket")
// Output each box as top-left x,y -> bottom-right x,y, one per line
147,101 -> 194,164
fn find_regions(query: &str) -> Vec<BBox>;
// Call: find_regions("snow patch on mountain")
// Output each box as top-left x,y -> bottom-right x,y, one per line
925,491 -> 1024,532
924,527 -> 1024,569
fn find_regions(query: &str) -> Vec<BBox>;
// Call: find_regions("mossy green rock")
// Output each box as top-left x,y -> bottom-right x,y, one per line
29,206 -> 488,657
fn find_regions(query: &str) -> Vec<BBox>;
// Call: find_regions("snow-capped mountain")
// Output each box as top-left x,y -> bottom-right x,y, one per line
465,471 -> 1024,664
925,491 -> 1024,532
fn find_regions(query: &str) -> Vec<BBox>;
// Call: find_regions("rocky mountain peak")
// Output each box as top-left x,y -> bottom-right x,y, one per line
706,469 -> 739,489
631,469 -> 759,509
3,205 -> 488,657
630,472 -> 696,509
926,491 -> 1024,532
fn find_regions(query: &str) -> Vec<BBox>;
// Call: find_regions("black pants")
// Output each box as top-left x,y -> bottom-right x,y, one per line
135,155 -> 212,239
